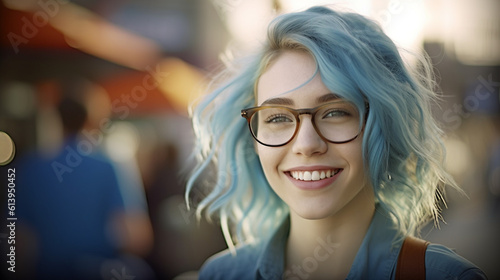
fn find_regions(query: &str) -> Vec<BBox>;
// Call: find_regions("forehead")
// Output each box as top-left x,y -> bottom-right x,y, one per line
256,51 -> 323,105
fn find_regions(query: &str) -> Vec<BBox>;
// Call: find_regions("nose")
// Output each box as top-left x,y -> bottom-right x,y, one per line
291,115 -> 327,156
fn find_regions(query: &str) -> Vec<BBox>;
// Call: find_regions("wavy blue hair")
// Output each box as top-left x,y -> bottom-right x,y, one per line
186,6 -> 457,250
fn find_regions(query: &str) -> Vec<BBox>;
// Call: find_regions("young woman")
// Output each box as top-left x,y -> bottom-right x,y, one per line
186,6 -> 487,280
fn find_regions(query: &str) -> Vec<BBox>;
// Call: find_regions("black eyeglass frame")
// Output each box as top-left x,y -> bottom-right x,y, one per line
241,101 -> 369,147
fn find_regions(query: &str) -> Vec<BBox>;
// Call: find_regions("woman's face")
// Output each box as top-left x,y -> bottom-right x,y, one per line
255,50 -> 373,220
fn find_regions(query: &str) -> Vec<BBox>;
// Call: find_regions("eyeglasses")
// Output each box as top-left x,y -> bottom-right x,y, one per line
241,101 -> 364,147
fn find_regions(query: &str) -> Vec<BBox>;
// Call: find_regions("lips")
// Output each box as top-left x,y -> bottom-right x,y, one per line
285,166 -> 343,190
289,169 -> 341,181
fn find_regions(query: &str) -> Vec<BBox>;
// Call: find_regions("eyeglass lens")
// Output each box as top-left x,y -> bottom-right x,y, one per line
249,101 -> 361,146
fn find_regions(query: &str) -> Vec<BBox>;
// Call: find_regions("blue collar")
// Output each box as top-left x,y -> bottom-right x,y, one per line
255,207 -> 403,279
346,207 -> 402,279
256,216 -> 289,279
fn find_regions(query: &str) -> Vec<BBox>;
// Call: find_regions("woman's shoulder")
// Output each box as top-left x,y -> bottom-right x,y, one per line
198,243 -> 263,280
425,243 -> 488,280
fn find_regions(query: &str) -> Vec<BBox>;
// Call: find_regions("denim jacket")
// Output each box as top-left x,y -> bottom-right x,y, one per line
199,207 -> 487,280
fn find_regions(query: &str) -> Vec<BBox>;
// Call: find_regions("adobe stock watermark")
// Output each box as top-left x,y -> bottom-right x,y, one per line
178,186 -> 209,225
6,0 -> 69,54
283,234 -> 340,280
100,259 -> 136,280
212,0 -> 245,19
373,0 -> 421,30
110,267 -> 135,280
179,162 -> 240,225
178,141 -> 259,225
50,64 -> 170,182
442,74 -> 500,131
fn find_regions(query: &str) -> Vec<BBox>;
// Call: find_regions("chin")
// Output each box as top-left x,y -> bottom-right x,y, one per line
290,202 -> 340,220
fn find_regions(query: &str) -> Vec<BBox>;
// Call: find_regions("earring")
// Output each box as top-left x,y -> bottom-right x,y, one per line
387,173 -> 392,181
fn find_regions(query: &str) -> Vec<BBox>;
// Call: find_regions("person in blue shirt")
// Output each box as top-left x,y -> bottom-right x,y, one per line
186,6 -> 487,280
16,79 -> 154,280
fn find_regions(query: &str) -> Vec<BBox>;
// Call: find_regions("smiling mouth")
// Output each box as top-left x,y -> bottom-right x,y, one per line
288,169 -> 342,181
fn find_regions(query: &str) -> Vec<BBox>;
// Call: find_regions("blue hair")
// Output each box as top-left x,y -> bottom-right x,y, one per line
186,6 -> 457,250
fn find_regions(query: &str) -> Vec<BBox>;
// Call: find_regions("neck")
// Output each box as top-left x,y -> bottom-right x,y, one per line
284,185 -> 375,280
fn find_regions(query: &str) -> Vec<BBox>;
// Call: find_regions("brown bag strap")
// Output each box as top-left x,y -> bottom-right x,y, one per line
395,236 -> 429,280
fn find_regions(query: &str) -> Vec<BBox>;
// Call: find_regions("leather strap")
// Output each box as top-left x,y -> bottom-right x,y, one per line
395,236 -> 429,280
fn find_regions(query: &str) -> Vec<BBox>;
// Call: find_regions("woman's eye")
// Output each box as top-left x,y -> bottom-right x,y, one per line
265,114 -> 293,123
324,110 -> 350,118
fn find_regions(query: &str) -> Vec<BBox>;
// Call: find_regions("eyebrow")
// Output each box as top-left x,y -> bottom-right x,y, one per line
260,93 -> 340,106
316,93 -> 340,103
261,97 -> 295,106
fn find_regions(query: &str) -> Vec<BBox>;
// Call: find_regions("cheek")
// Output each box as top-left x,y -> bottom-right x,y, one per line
350,143 -> 364,168
257,146 -> 272,171
344,138 -> 368,180
257,146 -> 282,180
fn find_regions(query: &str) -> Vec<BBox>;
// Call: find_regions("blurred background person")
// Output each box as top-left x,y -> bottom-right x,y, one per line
15,78 -> 154,280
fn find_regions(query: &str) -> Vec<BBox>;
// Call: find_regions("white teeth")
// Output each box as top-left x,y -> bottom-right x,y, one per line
290,169 -> 339,181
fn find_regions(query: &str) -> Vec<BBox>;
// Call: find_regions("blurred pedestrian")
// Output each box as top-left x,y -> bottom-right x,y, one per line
16,78 -> 154,280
